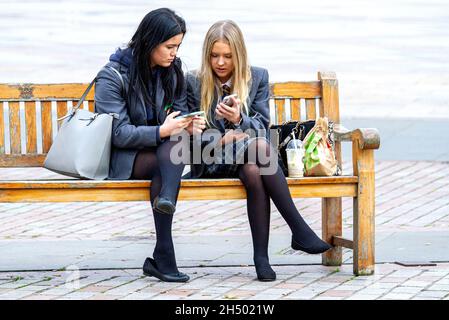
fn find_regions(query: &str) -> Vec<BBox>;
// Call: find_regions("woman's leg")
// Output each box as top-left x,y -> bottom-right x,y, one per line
132,149 -> 180,274
155,139 -> 186,206
238,164 -> 276,281
245,139 -> 331,254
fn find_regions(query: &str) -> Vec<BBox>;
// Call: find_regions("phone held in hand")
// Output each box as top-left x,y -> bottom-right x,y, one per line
216,94 -> 238,120
222,93 -> 238,106
175,111 -> 205,119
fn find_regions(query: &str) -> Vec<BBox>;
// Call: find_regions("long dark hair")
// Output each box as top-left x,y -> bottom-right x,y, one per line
128,8 -> 186,109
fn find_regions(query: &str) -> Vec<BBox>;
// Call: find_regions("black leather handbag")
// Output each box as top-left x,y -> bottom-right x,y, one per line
270,120 -> 316,175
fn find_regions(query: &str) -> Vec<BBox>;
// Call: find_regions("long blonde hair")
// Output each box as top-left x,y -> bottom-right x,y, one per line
198,20 -> 252,125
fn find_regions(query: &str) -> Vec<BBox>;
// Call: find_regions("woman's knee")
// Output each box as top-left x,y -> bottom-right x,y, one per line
247,138 -> 274,168
157,139 -> 189,165
239,164 -> 262,189
132,149 -> 160,179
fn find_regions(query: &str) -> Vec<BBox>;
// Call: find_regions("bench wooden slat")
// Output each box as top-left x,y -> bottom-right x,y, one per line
290,98 -> 300,120
41,101 -> 53,153
57,101 -> 69,130
0,176 -> 358,202
271,82 -> 321,99
0,154 -> 46,167
0,102 -> 4,154
25,101 -> 37,154
306,99 -> 317,120
0,176 -> 358,188
275,99 -> 285,123
332,236 -> 353,249
88,100 -> 95,112
0,185 -> 358,202
9,102 -> 21,154
0,84 -> 95,100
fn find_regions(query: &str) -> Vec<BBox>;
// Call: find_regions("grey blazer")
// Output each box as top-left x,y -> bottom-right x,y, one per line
185,66 -> 271,178
94,60 -> 188,179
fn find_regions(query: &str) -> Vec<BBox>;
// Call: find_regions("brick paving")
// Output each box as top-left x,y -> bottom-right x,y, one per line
0,160 -> 449,299
0,263 -> 448,300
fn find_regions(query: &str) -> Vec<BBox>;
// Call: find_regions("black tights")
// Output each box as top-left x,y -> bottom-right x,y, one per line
238,139 -> 328,278
132,140 -> 185,274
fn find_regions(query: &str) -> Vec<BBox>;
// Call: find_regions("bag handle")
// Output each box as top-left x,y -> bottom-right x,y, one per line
57,78 -> 95,122
58,66 -> 124,122
277,121 -> 305,151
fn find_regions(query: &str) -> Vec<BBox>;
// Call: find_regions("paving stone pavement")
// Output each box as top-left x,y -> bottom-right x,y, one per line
0,263 -> 448,300
0,160 -> 449,299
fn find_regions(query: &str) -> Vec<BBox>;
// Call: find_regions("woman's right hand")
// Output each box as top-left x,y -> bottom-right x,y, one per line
159,111 -> 192,138
186,116 -> 206,136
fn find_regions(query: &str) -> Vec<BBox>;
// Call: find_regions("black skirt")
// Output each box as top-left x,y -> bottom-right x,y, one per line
200,136 -> 257,178
200,137 -> 287,178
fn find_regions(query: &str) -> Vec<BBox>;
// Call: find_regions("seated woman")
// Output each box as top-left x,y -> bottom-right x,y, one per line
186,20 -> 332,282
95,8 -> 195,283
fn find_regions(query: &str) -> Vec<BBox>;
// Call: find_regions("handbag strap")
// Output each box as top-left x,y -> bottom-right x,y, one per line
107,66 -> 125,89
58,66 -> 124,122
277,122 -> 304,150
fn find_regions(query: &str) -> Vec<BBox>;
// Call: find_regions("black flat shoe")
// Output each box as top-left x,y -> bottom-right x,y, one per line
153,196 -> 176,215
291,236 -> 332,254
256,270 -> 277,282
254,260 -> 276,282
143,258 -> 189,283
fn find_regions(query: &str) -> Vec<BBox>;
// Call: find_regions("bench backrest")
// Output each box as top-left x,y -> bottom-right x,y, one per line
0,71 -> 340,167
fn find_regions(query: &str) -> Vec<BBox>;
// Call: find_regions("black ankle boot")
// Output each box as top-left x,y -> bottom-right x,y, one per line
291,236 -> 332,254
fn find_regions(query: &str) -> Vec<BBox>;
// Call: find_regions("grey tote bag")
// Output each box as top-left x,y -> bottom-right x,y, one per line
44,68 -> 122,180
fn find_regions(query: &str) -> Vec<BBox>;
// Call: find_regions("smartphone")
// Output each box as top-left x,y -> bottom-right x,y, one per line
216,94 -> 238,120
176,111 -> 205,119
222,94 -> 238,106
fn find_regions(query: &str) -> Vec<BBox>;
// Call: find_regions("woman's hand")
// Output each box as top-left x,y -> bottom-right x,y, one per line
186,116 -> 207,136
216,96 -> 242,124
220,129 -> 249,145
159,111 -> 192,138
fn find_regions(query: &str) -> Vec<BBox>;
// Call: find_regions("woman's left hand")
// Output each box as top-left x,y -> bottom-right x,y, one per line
216,96 -> 242,124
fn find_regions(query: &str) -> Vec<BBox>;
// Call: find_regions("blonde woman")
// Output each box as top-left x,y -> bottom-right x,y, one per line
186,20 -> 332,281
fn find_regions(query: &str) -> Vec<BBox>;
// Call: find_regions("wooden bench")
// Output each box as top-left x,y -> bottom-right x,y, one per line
0,71 -> 380,275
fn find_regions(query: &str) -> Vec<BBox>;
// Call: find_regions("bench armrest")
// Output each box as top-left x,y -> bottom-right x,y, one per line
334,124 -> 380,150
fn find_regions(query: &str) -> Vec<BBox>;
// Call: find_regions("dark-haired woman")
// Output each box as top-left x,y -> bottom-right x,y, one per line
95,8 -> 202,283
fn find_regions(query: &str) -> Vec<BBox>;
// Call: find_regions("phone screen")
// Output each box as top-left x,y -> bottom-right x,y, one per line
222,94 -> 237,106
176,111 -> 205,119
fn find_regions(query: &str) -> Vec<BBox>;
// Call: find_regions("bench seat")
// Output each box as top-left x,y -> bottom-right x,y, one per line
0,176 -> 358,202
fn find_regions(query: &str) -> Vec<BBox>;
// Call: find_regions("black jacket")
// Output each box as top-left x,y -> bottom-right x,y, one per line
185,66 -> 271,178
94,52 -> 188,179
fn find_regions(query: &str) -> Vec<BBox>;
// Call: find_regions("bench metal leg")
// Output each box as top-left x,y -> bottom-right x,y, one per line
353,148 -> 375,275
322,197 -> 342,266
